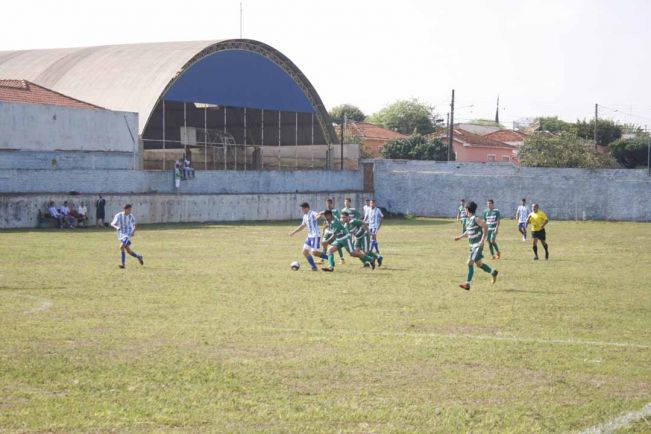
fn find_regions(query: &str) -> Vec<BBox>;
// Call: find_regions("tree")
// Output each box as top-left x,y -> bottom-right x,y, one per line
609,136 -> 649,168
536,116 -> 573,133
328,104 -> 366,122
575,119 -> 622,145
367,99 -> 436,135
380,134 -> 452,161
518,132 -> 616,169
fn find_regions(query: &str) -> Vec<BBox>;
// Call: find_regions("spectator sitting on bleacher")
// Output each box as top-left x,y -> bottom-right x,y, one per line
183,155 -> 195,179
77,202 -> 89,226
69,204 -> 86,228
60,201 -> 77,228
47,201 -> 64,228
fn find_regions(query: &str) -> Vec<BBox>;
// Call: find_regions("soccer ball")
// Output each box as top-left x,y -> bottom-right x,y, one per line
290,261 -> 300,270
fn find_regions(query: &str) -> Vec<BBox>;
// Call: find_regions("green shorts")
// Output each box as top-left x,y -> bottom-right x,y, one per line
353,234 -> 370,252
469,244 -> 484,262
332,237 -> 353,253
487,230 -> 497,242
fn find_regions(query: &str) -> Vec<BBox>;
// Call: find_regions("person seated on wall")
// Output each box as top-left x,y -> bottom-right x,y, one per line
77,202 -> 89,227
69,204 -> 85,228
47,201 -> 64,228
60,201 -> 77,228
183,155 -> 195,179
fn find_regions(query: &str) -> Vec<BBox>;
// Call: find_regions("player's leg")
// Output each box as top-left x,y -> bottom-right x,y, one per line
322,243 -> 338,271
371,228 -> 380,253
459,257 -> 475,290
119,243 -> 126,268
476,258 -> 498,284
532,236 -> 539,260
540,231 -> 549,260
124,242 -> 144,265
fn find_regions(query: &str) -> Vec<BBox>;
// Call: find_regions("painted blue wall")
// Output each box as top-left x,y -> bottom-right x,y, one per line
164,50 -> 314,113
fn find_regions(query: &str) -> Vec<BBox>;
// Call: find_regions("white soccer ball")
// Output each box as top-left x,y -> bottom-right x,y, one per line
290,261 -> 300,270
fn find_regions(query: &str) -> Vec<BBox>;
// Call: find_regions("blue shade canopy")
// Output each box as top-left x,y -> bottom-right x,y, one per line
164,50 -> 314,113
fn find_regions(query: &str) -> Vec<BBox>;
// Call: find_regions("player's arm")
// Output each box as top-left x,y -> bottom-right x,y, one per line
495,214 -> 501,234
110,215 -> 120,230
453,230 -> 468,241
289,223 -> 305,236
323,232 -> 336,244
476,217 -> 488,246
540,214 -> 549,230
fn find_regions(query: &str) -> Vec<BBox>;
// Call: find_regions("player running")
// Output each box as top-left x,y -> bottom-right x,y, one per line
454,201 -> 498,290
315,210 -> 376,272
318,198 -> 345,264
342,211 -> 383,268
515,198 -> 530,241
456,199 -> 468,234
110,204 -> 144,269
483,199 -> 501,259
367,199 -> 384,254
362,198 -> 371,223
289,202 -> 321,271
341,197 -> 362,220
526,203 -> 550,260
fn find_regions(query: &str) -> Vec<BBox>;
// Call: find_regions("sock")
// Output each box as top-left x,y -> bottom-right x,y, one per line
319,252 -> 328,259
363,255 -> 374,263
367,251 -> 380,259
493,243 -> 500,254
307,256 -> 316,269
129,251 -> 139,258
374,241 -> 380,253
120,251 -> 126,265
489,243 -> 495,255
338,247 -> 344,259
466,265 -> 474,283
543,243 -> 549,258
479,263 -> 492,273
328,254 -> 335,268
533,245 -> 538,257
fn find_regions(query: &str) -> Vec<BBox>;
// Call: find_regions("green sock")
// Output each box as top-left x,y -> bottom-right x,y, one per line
367,251 -> 379,259
363,255 -> 374,263
479,263 -> 492,273
338,247 -> 344,259
493,243 -> 500,254
328,254 -> 335,268
489,243 -> 495,255
466,265 -> 474,282
358,256 -> 366,264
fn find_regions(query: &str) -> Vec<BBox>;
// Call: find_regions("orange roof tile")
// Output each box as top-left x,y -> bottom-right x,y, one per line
0,79 -> 102,110
343,122 -> 407,140
484,130 -> 527,142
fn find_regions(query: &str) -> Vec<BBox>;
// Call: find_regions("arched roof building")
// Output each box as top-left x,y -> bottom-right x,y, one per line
0,40 -> 337,169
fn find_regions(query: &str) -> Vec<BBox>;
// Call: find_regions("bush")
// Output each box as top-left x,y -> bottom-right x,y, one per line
519,132 -> 616,169
381,134 -> 453,161
609,137 -> 649,168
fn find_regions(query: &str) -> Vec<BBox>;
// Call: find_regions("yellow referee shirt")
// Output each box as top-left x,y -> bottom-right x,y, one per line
528,211 -> 548,232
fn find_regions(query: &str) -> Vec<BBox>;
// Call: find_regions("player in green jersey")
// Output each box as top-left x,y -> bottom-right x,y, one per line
342,212 -> 383,268
314,210 -> 376,271
341,197 -> 361,220
454,201 -> 498,290
483,199 -> 501,259
318,198 -> 345,264
456,199 -> 468,234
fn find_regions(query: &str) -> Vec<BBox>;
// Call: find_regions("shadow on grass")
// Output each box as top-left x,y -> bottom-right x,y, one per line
501,288 -> 565,295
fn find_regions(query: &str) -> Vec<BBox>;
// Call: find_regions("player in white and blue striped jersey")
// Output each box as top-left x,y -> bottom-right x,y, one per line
289,202 -> 321,271
367,199 -> 384,253
110,204 -> 144,269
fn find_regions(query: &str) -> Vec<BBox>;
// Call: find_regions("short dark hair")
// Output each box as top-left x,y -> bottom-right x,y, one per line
300,202 -> 310,208
345,197 -> 352,202
326,198 -> 333,203
522,198 -> 526,202
124,204 -> 132,210
324,210 -> 332,217
465,201 -> 477,214
460,198 -> 465,202
341,211 -> 350,216
487,199 -> 494,204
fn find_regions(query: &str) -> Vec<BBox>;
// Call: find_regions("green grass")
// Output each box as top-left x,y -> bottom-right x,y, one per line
1,218 -> 650,433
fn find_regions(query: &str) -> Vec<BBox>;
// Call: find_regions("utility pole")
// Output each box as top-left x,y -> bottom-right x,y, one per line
239,2 -> 243,38
448,89 -> 455,162
594,103 -> 598,150
340,114 -> 347,170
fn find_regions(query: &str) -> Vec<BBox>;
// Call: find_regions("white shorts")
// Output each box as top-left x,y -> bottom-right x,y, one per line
303,236 -> 321,251
369,227 -> 379,235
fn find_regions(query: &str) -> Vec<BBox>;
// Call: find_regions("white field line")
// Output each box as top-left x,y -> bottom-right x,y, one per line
579,402 -> 651,434
259,327 -> 650,350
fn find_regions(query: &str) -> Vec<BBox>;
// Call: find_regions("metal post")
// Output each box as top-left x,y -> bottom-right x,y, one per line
244,107 -> 247,171
162,100 -> 166,170
183,102 -> 187,159
223,107 -> 227,170
278,110 -> 282,169
448,89 -> 455,162
295,112 -> 298,169
340,114 -> 346,170
204,105 -> 207,170
261,108 -> 264,169
594,103 -> 598,151
311,112 -> 314,169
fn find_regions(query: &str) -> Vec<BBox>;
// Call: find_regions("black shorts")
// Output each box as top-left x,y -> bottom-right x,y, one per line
532,229 -> 546,241
97,211 -> 105,219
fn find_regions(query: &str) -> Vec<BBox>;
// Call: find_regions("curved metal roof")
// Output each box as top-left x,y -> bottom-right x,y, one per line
0,39 -> 336,143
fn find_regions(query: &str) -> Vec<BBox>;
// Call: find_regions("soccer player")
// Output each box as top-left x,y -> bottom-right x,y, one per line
111,204 -> 144,269
342,211 -> 383,267
289,202 -> 321,271
483,199 -> 501,259
316,211 -> 375,272
515,198 -> 530,241
454,201 -> 498,290
318,198 -> 345,264
362,198 -> 371,223
367,199 -> 384,254
526,203 -> 550,260
341,197 -> 361,220
456,199 -> 468,234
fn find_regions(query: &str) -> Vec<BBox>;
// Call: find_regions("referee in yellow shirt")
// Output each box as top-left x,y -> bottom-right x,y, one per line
526,203 -> 549,260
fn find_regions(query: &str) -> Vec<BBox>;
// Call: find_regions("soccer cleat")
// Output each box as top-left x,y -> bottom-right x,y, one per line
340,258 -> 346,265
491,255 -> 497,260
496,252 -> 501,259
370,260 -> 376,270
138,255 -> 144,266
118,264 -> 125,269
363,262 -> 370,268
311,267 -> 318,272
458,283 -> 470,291
321,267 -> 334,272
533,256 -> 539,260
491,269 -> 499,284
377,256 -> 383,267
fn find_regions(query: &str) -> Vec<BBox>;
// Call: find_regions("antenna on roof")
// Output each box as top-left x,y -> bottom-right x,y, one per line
239,2 -> 243,38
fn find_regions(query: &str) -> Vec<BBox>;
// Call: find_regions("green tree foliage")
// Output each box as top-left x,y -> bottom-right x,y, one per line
575,119 -> 622,145
380,134 -> 453,161
536,116 -> 574,133
329,104 -> 366,122
609,136 -> 649,168
519,132 -> 615,169
367,99 -> 435,135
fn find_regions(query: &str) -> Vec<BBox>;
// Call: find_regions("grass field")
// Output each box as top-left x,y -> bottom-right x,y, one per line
1,218 -> 650,433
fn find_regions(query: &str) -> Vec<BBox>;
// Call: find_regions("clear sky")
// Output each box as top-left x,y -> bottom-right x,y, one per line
2,0 -> 650,128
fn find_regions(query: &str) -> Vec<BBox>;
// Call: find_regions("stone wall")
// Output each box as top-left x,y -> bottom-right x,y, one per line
371,160 -> 651,221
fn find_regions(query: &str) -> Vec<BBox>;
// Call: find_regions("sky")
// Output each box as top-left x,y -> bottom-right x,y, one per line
2,0 -> 651,128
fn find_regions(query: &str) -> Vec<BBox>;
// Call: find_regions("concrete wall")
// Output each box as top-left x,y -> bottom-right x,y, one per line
371,160 -> 651,221
0,169 -> 363,195
0,101 -> 138,153
0,150 -> 135,170
0,192 -> 363,228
